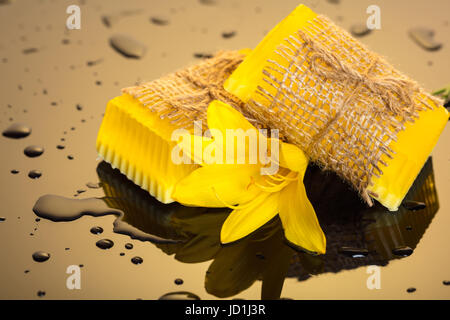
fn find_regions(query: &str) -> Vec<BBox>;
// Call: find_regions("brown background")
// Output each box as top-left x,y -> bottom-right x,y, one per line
0,0 -> 449,299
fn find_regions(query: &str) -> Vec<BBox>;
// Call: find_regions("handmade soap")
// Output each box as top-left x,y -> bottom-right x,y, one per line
224,5 -> 449,211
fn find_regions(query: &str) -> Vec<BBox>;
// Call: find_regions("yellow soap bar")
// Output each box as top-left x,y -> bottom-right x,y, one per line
96,94 -> 198,203
367,102 -> 448,210
225,4 -> 449,211
225,4 -> 317,102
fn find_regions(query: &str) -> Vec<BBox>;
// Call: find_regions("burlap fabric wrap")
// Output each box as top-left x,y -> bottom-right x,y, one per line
243,15 -> 442,205
122,50 -> 263,131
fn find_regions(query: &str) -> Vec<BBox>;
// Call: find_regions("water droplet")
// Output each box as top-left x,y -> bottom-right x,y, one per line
22,48 -> 38,54
2,123 -> 31,139
24,145 -> 44,158
35,218 -> 40,222
67,155 -> 74,160
96,239 -> 114,249
87,59 -> 103,67
350,23 -> 371,37
409,28 -> 442,51
86,182 -> 102,189
131,256 -> 143,265
150,17 -> 169,26
76,104 -> 83,111
24,270 -> 29,274
110,34 -> 146,59
28,170 -> 42,179
37,290 -> 46,297
56,145 -> 65,150
120,252 -> 125,256
339,247 -> 369,258
255,252 -> 265,260
125,243 -> 133,250
0,217 -> 6,222
443,281 -> 450,286
10,169 -> 19,174
402,200 -> 426,211
101,15 -> 117,28
199,0 -> 216,5
32,251 -> 50,262
406,225 -> 412,231
159,291 -> 201,300
407,287 -> 416,293
392,246 -> 413,257
193,52 -> 213,59
77,189 -> 86,194
222,31 -> 236,39
90,226 -> 103,235
174,278 -> 184,285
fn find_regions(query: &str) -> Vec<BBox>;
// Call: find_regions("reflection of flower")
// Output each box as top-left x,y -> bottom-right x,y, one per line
172,100 -> 326,254
159,212 -> 295,299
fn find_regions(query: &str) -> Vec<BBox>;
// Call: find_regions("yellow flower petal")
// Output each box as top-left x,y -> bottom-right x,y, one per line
207,100 -> 257,136
279,142 -> 309,173
278,180 -> 326,254
176,133 -> 214,166
207,100 -> 270,166
172,164 -> 261,208
221,192 -> 279,244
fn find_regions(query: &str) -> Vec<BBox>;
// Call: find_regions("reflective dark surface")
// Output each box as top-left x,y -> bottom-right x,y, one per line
0,0 -> 449,299
86,157 -> 440,299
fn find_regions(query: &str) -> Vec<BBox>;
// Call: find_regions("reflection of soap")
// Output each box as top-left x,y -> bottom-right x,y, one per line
225,4 -> 449,211
289,157 -> 439,280
96,51 -> 248,203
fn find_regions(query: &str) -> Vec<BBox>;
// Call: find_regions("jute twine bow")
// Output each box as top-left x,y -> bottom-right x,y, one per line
299,30 -> 424,118
169,52 -> 246,114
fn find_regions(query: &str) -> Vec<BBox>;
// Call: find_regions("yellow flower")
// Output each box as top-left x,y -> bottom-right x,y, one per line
172,100 -> 326,254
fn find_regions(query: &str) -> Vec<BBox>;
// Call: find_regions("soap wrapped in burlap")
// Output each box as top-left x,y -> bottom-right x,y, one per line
234,15 -> 443,205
